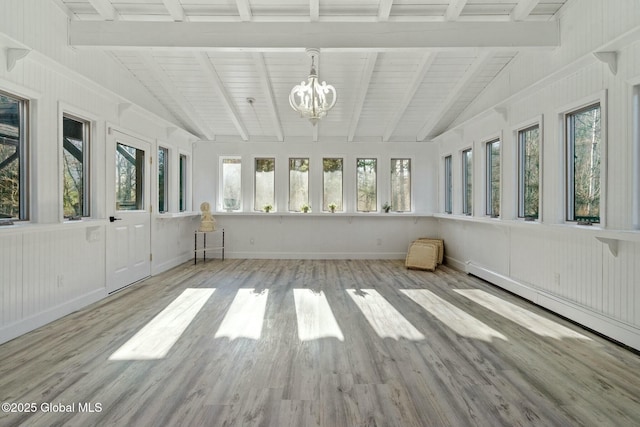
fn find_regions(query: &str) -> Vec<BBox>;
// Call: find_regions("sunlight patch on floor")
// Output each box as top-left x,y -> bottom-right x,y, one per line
294,289 -> 344,342
109,288 -> 215,360
215,289 -> 269,340
454,289 -> 591,341
401,289 -> 507,342
347,289 -> 425,340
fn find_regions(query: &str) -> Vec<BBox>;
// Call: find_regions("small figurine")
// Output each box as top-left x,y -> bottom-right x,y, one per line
198,201 -> 216,232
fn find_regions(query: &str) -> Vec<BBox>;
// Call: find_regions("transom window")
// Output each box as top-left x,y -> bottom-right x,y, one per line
0,91 -> 28,220
566,103 -> 601,223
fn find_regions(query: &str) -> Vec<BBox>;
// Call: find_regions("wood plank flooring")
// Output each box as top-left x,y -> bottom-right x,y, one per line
1,259 -> 640,426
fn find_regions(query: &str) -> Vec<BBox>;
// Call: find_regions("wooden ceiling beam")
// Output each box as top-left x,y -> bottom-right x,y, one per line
194,52 -> 249,141
347,53 -> 378,142
69,21 -> 560,50
511,0 -> 541,21
383,52 -> 436,142
253,53 -> 284,142
162,0 -> 185,22
445,0 -> 468,21
87,0 -> 118,20
417,51 -> 493,141
138,52 -> 216,140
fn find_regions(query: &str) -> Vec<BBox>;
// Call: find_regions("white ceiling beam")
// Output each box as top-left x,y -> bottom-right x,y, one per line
382,52 -> 436,142
51,0 -> 75,20
236,0 -> 252,22
162,0 -> 185,22
511,0 -> 541,21
445,0 -> 468,21
253,53 -> 284,142
310,0 -> 319,22
417,51 -> 493,141
347,53 -> 378,142
194,52 -> 249,141
138,52 -> 215,140
69,21 -> 560,51
87,0 -> 118,20
378,0 -> 393,21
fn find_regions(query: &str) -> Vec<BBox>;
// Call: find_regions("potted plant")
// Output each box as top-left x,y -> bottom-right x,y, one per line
300,203 -> 311,213
263,203 -> 273,213
328,202 -> 337,213
382,202 -> 392,213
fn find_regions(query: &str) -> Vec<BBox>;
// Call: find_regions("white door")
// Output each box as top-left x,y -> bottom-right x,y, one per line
106,131 -> 151,293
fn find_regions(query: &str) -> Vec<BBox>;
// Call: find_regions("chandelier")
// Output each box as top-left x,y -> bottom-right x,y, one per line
289,48 -> 337,126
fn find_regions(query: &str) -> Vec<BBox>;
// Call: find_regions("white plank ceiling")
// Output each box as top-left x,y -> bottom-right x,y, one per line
58,0 -> 567,141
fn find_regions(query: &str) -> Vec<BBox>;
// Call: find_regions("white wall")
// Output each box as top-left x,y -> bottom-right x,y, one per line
0,0 -> 196,344
193,141 -> 440,258
434,0 -> 640,350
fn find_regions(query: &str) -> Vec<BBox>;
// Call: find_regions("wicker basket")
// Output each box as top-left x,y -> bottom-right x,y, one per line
405,241 -> 438,271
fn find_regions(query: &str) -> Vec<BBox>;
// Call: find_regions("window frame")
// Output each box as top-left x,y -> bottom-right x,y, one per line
563,94 -> 606,225
322,157 -> 344,212
484,138 -> 501,218
515,120 -> 542,221
288,157 -> 310,212
254,156 -> 276,212
462,148 -> 473,216
158,146 -> 169,214
356,157 -> 378,213
0,89 -> 29,221
390,157 -> 412,212
219,156 -> 242,212
444,155 -> 452,214
178,152 -> 189,212
61,112 -> 91,219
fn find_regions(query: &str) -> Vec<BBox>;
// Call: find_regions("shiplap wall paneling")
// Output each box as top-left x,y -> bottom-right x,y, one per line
0,234 -> 23,328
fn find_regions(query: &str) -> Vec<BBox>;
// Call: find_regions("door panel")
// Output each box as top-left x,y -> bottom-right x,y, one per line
107,131 -> 151,293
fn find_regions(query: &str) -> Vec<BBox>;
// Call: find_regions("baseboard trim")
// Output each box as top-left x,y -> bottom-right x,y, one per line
467,262 -> 640,351
0,288 -> 106,345
224,251 -> 407,260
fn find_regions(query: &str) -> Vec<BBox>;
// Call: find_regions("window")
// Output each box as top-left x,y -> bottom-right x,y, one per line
485,140 -> 500,217
179,154 -> 187,212
289,158 -> 309,211
566,103 -> 601,223
62,115 -> 90,219
518,125 -> 540,219
323,158 -> 343,212
221,157 -> 241,211
356,158 -> 377,212
0,91 -> 28,220
444,155 -> 452,214
116,142 -> 144,210
255,157 -> 275,211
462,148 -> 472,215
158,147 -> 168,213
390,158 -> 411,212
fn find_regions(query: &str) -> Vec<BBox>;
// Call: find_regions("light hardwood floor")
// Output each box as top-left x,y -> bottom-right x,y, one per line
1,259 -> 640,426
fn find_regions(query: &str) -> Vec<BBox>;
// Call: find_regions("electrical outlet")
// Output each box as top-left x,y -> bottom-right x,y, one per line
250,238 -> 255,245
376,238 -> 382,246
57,275 -> 64,288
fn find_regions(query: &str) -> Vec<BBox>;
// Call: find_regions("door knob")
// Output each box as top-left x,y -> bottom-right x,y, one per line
109,216 -> 122,222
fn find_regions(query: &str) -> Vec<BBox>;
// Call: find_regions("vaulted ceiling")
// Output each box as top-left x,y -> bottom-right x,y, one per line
56,0 -> 567,142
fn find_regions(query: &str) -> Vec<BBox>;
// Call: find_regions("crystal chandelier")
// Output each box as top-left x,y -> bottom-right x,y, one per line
289,48 -> 337,126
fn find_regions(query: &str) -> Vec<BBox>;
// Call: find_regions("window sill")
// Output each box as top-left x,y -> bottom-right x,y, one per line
212,211 -> 433,218
155,211 -> 200,219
